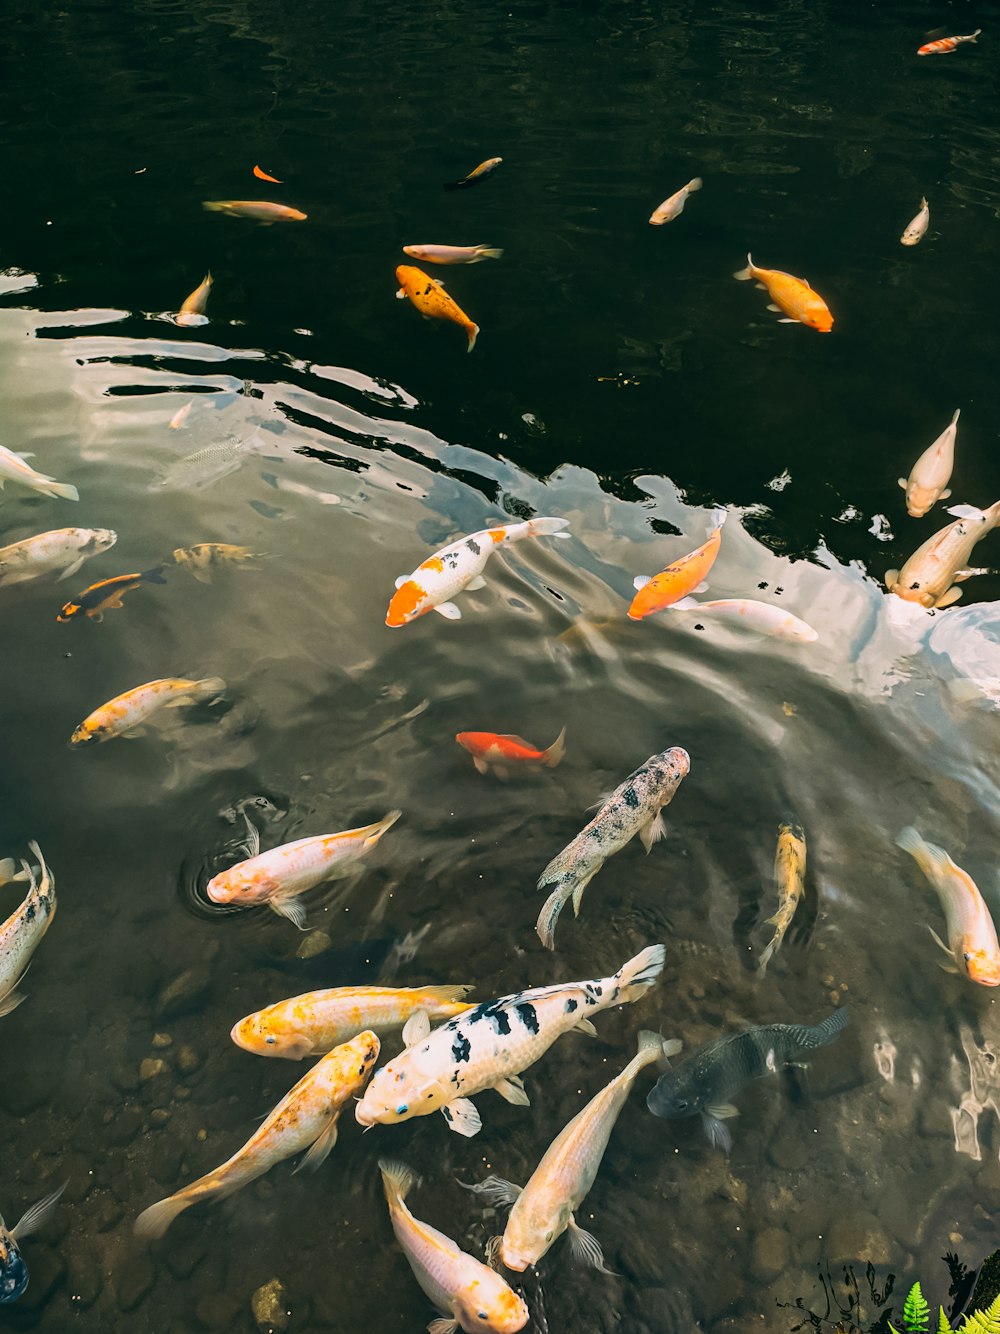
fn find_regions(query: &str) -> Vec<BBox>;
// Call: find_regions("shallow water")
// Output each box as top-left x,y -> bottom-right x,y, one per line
2,0 -> 1000,1330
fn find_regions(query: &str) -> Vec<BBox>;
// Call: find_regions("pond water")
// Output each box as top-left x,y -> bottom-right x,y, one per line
2,0 -> 1000,1330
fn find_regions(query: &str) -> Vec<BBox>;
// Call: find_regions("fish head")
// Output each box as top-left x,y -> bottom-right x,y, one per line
354,1064 -> 447,1126
500,1203 -> 561,1272
904,485 -> 933,518
455,1273 -> 530,1333
83,528 -> 117,554
57,601 -> 82,622
964,949 -> 1000,987
394,265 -> 422,297
69,718 -> 111,747
339,1030 -> 382,1087
0,1236 -> 28,1304
806,306 -> 834,333
230,1010 -> 313,1059
646,1068 -> 702,1121
385,579 -> 429,627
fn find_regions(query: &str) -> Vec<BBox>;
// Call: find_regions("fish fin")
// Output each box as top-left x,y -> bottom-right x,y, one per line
885,569 -> 899,589
9,1181 -> 65,1242
897,478 -> 908,489
239,813 -> 260,859
428,1320 -> 460,1334
570,869 -> 598,917
543,726 -> 566,768
0,569 -> 41,586
953,567 -> 986,582
270,895 -> 308,930
466,324 -> 479,353
615,943 -> 667,1003
946,504 -> 985,520
937,958 -> 961,975
395,288 -> 407,300
0,989 -> 27,1018
134,1193 -> 194,1240
464,575 -> 487,590
478,247 -> 504,260
188,567 -> 213,584
927,925 -> 958,965
670,596 -> 699,610
687,177 -> 703,192
935,586 -> 963,608
639,811 -> 667,854
701,1111 -> 733,1153
777,318 -> 799,324
56,557 -> 86,582
378,1158 -> 419,1206
633,575 -> 652,590
45,482 -> 80,502
432,601 -> 462,620
121,726 -> 149,738
574,1018 -> 598,1036
0,857 -> 17,884
732,261 -> 752,281
493,1075 -> 530,1107
708,1102 -> 739,1119
420,984 -> 475,1003
394,575 -> 409,588
567,1216 -> 616,1275
940,488 -> 952,499
402,1009 -> 431,1047
757,936 -> 777,974
441,1098 -> 481,1137
141,565 -> 168,585
493,764 -> 509,782
472,756 -> 489,775
457,1175 -> 522,1208
293,1116 -> 339,1173
766,303 -> 782,312
585,790 -> 614,812
535,881 -> 572,950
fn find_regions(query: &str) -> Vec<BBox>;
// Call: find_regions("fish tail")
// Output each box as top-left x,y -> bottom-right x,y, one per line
0,857 -> 18,885
202,200 -> 227,212
542,726 -> 567,768
134,1191 -> 196,1240
798,1006 -> 849,1048
41,481 -> 79,502
535,878 -> 573,951
418,984 -> 475,1005
191,676 -> 226,703
981,499 -> 1000,530
757,935 -> 777,975
525,516 -> 571,539
950,408 -> 961,425
971,28 -> 981,40
614,943 -> 667,1004
477,247 -> 504,260
627,1029 -> 683,1078
379,1158 -> 418,1210
733,252 -> 754,281
687,177 -> 703,192
361,809 -> 402,845
466,323 -> 480,352
896,825 -> 938,872
141,565 -> 169,585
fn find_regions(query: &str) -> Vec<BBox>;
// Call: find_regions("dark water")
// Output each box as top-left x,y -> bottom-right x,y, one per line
2,0 -> 1000,1330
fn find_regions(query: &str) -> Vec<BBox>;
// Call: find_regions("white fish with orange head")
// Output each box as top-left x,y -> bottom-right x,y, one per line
0,844 -> 55,1020
385,517 -> 570,627
898,409 -> 959,518
70,676 -> 226,747
896,829 -> 1000,986
649,177 -> 702,225
462,1030 -> 680,1275
355,944 -> 667,1137
134,1031 -> 380,1239
379,1159 -> 528,1334
885,500 -> 1000,608
206,811 -> 401,928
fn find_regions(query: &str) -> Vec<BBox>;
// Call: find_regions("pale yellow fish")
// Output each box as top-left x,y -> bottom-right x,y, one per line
134,1032 -> 380,1239
885,501 -> 1000,608
758,821 -> 806,974
667,597 -> 818,643
900,197 -> 929,246
379,1159 -> 528,1334
0,528 -> 116,587
168,401 -> 194,430
202,200 -> 307,222
70,676 -> 226,747
649,177 -> 702,225
0,445 -> 78,502
176,272 -> 212,326
231,983 -> 475,1059
402,244 -> 504,265
897,828 -> 1000,985
0,844 -> 55,1019
898,409 -> 959,518
171,543 -> 259,583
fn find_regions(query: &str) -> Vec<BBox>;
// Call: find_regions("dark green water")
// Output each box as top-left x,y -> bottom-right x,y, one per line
2,0 -> 1000,1330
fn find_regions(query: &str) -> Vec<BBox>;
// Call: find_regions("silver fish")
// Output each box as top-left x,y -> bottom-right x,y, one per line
155,435 -> 252,490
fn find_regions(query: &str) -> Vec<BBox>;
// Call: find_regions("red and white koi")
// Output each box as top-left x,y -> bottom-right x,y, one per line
0,844 -> 55,1020
917,29 -> 980,55
455,727 -> 565,778
897,829 -> 1000,985
898,409 -> 959,518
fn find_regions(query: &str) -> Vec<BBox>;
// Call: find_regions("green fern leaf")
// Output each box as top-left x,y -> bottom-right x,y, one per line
956,1299 -> 1000,1334
939,1307 -> 953,1333
904,1282 -> 931,1332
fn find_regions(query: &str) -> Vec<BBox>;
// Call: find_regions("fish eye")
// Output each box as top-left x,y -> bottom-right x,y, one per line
265,1035 -> 276,1045
676,1099 -> 688,1110
478,1314 -> 489,1322
964,952 -> 973,962
395,1103 -> 408,1115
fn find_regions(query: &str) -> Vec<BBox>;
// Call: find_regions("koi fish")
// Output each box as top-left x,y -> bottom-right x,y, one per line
0,528 -> 116,587
403,244 -> 504,265
171,543 -> 259,583
231,983 -> 475,1059
0,843 -> 55,1019
206,811 -> 401,929
900,197 -> 929,246
896,829 -> 1000,985
456,727 -> 565,778
917,29 -> 980,55
0,1183 -> 66,1304
176,272 -> 212,327
70,676 -> 226,746
758,821 -> 806,975
386,517 -> 570,627
885,501 -> 1000,608
379,1160 -> 528,1334
252,165 -> 283,183
134,1031 -> 380,1239
627,509 -> 726,621
666,596 -> 818,642
443,156 -> 503,190
648,177 -> 703,225
536,748 -> 689,949
261,473 -> 341,506
898,409 -> 959,517
0,444 -> 78,502
355,943 -> 667,1137
733,254 -> 834,332
56,567 -> 166,622
463,1031 -> 680,1274
395,265 -> 480,352
647,1008 -> 849,1151
168,401 -> 194,429
202,200 -> 307,222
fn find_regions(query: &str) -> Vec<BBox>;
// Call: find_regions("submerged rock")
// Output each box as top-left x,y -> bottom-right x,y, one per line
116,1251 -> 155,1311
252,1277 -> 291,1332
155,965 -> 211,1020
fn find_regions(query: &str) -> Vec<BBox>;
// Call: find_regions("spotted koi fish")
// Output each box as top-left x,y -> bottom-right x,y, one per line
536,748 -> 690,950
395,265 -> 480,351
917,29 -> 980,55
0,1182 -> 65,1304
0,844 -> 55,1020
354,944 -> 667,1137
385,517 -> 570,627
758,821 -> 806,975
57,567 -> 166,622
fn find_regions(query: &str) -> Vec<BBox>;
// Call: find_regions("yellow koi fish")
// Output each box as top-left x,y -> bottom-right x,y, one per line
733,254 -> 834,332
202,200 -> 306,222
176,272 -> 212,327
395,265 -> 479,351
898,409 -> 959,518
443,156 -> 503,190
897,829 -> 1000,985
758,821 -> 806,974
885,501 -> 1000,608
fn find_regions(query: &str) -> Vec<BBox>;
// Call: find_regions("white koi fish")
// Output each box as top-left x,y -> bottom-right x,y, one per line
898,409 -> 959,517
897,828 -> 1000,985
666,597 -> 818,643
463,1030 -> 680,1274
402,244 -> 504,265
536,748 -> 690,950
649,177 -> 703,225
885,501 -> 1000,608
0,1182 -> 66,1304
0,844 -> 55,1019
379,1160 -> 528,1334
0,445 -> 78,502
0,528 -> 116,587
900,197 -> 929,246
355,944 -> 666,1137
70,676 -> 226,746
134,1031 -> 380,1239
206,811 -> 401,928
385,517 -> 570,626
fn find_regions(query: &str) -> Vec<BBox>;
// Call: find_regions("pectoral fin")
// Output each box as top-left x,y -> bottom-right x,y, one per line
441,1098 -> 482,1137
432,601 -> 462,620
885,569 -> 899,590
897,479 -> 908,490
270,895 -> 307,930
402,1009 -> 431,1047
639,811 -> 666,853
428,1320 -> 460,1334
633,575 -> 652,591
493,1075 -> 530,1106
934,586 -> 963,608
472,757 -> 489,775
701,1111 -> 734,1153
394,575 -> 408,588
464,575 -> 487,590
574,1018 -> 598,1037
708,1102 -> 739,1119
766,303 -> 781,312
10,1182 -> 66,1243
927,925 -> 960,971
0,989 -> 27,1018
940,488 -> 952,499
567,1216 -> 616,1274
457,1175 -> 523,1208
293,1116 -> 339,1173
57,557 -> 86,581
395,288 -> 407,300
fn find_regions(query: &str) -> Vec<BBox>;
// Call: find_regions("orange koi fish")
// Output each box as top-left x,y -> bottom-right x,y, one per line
733,254 -> 834,332
394,265 -> 479,351
628,510 -> 726,621
57,567 -> 167,623
444,156 -> 503,190
456,727 -> 566,778
176,272 -> 212,327
202,200 -> 306,222
918,29 -> 980,55
897,829 -> 1000,985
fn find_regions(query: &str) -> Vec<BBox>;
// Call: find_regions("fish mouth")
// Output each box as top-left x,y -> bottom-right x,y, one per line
354,1101 -> 376,1127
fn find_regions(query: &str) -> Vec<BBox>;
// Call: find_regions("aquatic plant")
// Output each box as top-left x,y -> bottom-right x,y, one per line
901,1282 -> 931,1332
888,1289 -> 1000,1334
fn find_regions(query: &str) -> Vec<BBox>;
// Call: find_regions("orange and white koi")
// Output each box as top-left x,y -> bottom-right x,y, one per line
231,983 -> 475,1059
758,821 -> 806,975
649,177 -> 702,225
917,29 -> 980,55
206,811 -> 401,928
443,156 -> 503,190
896,829 -> 1000,985
456,727 -> 565,778
898,409 -> 959,517
385,517 -> 570,627
379,1160 -> 528,1334
733,254 -> 834,333
463,1031 -> 680,1275
202,200 -> 306,222
355,945 -> 666,1137
885,501 -> 1000,608
900,197 -> 929,246
628,509 -> 726,620
666,596 -> 818,642
0,528 -> 116,587
134,1031 -> 380,1239
0,445 -> 78,502
176,272 -> 212,327
395,265 -> 480,351
0,844 -> 54,1020
70,676 -> 225,747
403,244 -> 504,265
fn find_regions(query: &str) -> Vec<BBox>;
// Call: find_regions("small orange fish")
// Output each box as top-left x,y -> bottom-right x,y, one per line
176,272 -> 212,327
202,200 -> 306,222
733,253 -> 834,333
395,265 -> 479,352
57,568 -> 166,623
628,511 -> 726,621
252,165 -> 283,183
456,727 -> 566,777
918,28 -> 980,55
